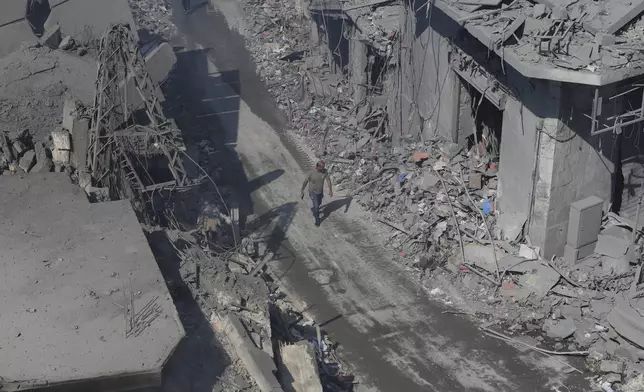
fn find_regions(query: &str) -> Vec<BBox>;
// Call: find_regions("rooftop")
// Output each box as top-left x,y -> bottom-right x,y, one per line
0,173 -> 184,391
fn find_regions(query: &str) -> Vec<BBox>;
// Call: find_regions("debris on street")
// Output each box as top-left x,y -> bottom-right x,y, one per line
210,0 -> 644,388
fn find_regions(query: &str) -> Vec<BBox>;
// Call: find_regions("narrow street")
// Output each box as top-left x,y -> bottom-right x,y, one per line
167,1 -> 589,391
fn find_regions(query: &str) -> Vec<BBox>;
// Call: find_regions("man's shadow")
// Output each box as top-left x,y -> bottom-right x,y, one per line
319,196 -> 353,223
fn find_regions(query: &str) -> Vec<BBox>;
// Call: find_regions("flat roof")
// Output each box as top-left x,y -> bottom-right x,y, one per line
0,174 -> 184,390
436,0 -> 644,86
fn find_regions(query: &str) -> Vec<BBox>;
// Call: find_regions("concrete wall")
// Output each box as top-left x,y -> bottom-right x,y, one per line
394,5 -> 461,144
537,85 -> 613,257
496,71 -> 545,241
456,78 -> 476,145
498,78 -> 614,257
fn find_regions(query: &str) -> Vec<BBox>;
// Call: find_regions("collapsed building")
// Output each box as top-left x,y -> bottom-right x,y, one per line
308,0 -> 644,260
0,1 -> 190,391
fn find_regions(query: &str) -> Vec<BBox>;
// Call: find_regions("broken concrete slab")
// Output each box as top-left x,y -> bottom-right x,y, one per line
144,42 -> 177,85
614,344 -> 639,362
229,261 -> 246,274
58,35 -> 75,50
72,119 -> 90,170
595,234 -> 629,259
552,5 -> 568,20
418,170 -> 439,190
468,173 -> 483,189
517,263 -> 560,298
543,318 -> 577,340
19,150 -> 36,172
596,33 -> 617,46
62,97 -> 81,132
600,360 -> 625,374
532,3 -> 546,18
41,24 -> 62,49
600,255 -> 630,276
278,342 -> 323,392
51,128 -> 71,150
608,299 -> 644,349
212,313 -> 283,392
463,243 -> 503,273
602,225 -> 632,242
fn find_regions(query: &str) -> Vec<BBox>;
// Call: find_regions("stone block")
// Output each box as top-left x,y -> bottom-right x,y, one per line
51,129 -> 71,150
567,196 -> 603,248
58,35 -> 75,50
72,119 -> 90,170
469,173 -> 483,189
595,234 -> 629,259
62,97 -> 81,132
52,149 -> 70,164
40,23 -> 62,49
144,42 -> 176,85
600,360 -> 625,374
19,150 -> 36,172
212,313 -> 283,392
532,3 -> 546,17
595,33 -> 617,46
552,5 -> 568,20
279,342 -> 322,392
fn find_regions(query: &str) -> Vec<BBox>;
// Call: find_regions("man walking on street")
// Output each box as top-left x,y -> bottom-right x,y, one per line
182,0 -> 191,14
301,160 -> 333,226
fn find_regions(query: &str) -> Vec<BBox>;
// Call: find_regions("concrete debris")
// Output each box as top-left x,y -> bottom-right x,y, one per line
213,313 -> 284,392
623,374 -> 644,392
278,342 -> 323,392
58,35 -> 75,51
532,4 -> 546,18
144,42 -> 177,85
543,318 -> 577,340
596,234 -> 630,259
600,360 -> 625,374
62,96 -> 82,132
41,24 -> 62,49
128,0 -> 176,39
18,151 -> 36,173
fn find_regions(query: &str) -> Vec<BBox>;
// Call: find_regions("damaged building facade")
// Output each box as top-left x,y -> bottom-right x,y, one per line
310,0 -> 644,259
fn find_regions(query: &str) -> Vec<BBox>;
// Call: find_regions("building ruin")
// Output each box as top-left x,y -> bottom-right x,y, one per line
309,0 -> 644,259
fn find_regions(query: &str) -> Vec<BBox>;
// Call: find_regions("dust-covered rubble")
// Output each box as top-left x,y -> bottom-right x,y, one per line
127,0 -> 176,40
162,227 -> 355,391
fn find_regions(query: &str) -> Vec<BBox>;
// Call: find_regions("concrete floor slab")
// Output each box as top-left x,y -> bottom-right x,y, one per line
0,174 -> 184,391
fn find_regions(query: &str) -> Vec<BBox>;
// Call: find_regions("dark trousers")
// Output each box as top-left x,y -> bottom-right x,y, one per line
182,0 -> 191,11
309,191 -> 323,224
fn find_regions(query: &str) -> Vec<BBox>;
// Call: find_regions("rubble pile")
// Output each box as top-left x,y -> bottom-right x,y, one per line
0,46 -> 95,176
128,0 -> 176,39
163,227 -> 354,391
445,0 -> 644,73
419,212 -> 644,390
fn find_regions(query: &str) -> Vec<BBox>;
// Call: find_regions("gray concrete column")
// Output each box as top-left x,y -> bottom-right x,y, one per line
498,79 -> 613,258
349,36 -> 368,102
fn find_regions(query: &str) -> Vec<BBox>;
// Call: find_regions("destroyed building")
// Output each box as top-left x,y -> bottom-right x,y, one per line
309,0 -> 644,260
